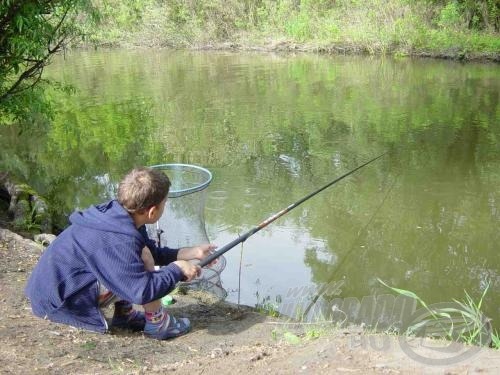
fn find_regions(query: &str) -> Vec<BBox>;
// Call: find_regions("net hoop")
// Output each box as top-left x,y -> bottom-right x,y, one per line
150,163 -> 212,198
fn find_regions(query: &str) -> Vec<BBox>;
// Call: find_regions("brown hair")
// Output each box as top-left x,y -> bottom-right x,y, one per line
117,167 -> 170,213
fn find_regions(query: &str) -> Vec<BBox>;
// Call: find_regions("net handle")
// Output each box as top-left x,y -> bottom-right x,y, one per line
150,163 -> 213,198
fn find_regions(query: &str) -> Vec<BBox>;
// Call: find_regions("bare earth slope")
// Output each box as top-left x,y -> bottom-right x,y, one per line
1,228 -> 499,374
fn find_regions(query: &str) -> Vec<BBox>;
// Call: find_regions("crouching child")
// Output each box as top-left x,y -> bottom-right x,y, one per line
25,167 -> 215,340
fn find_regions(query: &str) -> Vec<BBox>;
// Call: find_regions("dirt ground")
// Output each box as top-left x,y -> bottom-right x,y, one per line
1,227 -> 500,374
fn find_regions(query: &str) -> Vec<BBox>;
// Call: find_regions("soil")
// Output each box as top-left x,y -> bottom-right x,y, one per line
1,227 -> 500,374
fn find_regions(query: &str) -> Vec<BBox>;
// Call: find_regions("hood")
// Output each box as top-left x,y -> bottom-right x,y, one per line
69,200 -> 141,239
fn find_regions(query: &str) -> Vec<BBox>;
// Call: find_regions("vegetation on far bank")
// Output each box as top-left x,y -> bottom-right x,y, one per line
90,0 -> 499,59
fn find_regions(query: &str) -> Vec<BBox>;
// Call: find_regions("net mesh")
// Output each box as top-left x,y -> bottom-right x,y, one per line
146,164 -> 227,300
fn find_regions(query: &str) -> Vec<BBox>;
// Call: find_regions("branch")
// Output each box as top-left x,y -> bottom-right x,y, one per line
0,59 -> 46,101
0,3 -> 73,102
48,4 -> 72,46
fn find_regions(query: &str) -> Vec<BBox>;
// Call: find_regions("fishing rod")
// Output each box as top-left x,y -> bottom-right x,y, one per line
199,152 -> 387,267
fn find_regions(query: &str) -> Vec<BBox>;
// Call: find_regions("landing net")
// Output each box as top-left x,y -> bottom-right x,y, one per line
146,164 -> 227,300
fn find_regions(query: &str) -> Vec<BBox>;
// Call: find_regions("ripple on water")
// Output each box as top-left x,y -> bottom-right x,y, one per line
244,187 -> 258,196
206,190 -> 228,211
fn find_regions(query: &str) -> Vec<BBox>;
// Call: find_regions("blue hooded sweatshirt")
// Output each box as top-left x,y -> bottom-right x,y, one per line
25,200 -> 184,333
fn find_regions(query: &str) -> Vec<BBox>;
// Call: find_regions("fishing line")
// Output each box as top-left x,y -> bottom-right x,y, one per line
300,167 -> 402,320
237,240 -> 244,308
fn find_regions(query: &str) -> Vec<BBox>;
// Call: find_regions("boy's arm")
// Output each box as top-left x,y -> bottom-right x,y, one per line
87,240 -> 184,305
138,225 -> 179,265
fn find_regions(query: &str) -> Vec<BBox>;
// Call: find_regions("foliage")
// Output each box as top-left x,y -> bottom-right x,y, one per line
86,0 -> 500,57
162,0 -> 250,44
429,0 -> 500,31
437,1 -> 463,30
0,0 -> 97,125
86,0 -> 156,45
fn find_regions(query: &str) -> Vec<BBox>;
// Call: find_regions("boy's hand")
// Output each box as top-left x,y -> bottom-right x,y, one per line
178,244 -> 217,264
173,260 -> 201,282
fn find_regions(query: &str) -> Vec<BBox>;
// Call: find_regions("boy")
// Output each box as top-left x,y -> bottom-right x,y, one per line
25,167 -> 216,340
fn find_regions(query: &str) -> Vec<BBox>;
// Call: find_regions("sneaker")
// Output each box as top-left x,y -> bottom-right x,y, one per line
111,309 -> 146,331
144,311 -> 191,340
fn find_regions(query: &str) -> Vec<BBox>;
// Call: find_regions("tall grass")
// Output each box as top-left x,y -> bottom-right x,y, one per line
86,0 -> 499,58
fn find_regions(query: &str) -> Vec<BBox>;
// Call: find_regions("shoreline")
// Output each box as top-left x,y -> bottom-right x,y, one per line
1,225 -> 499,373
75,39 -> 500,64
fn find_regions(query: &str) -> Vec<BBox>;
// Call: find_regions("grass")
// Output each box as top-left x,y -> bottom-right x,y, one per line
257,283 -> 500,350
12,199 -> 42,234
270,323 -> 334,345
378,278 -> 496,349
255,292 -> 282,318
80,340 -> 97,350
84,0 -> 499,60
256,291 -> 341,344
492,330 -> 500,349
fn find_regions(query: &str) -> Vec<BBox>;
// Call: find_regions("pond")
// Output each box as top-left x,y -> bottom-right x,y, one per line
1,50 -> 499,328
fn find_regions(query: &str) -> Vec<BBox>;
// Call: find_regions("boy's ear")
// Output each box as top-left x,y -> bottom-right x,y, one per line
146,205 -> 157,220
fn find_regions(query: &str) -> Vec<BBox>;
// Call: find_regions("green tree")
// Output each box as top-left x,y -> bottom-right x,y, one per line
0,0 -> 97,125
461,0 -> 499,31
430,0 -> 500,31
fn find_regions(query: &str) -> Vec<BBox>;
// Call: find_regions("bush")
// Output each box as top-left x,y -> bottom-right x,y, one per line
437,2 -> 463,30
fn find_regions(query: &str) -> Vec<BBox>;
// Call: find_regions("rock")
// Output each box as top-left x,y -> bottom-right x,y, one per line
31,196 -> 52,233
0,173 -> 52,233
34,233 -> 57,246
0,228 -> 43,254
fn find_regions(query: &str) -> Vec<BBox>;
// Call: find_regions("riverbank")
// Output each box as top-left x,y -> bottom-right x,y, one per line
85,0 -> 500,63
82,39 -> 500,64
1,227 -> 499,374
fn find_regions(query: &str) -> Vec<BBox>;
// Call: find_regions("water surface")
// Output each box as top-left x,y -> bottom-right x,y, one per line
1,50 -> 498,326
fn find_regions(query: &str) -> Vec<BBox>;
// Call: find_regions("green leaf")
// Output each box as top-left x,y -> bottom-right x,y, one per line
16,16 -> 23,32
377,278 -> 423,303
283,331 -> 301,345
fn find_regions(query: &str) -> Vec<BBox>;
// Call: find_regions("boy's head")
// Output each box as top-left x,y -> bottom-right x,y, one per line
118,167 -> 171,214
